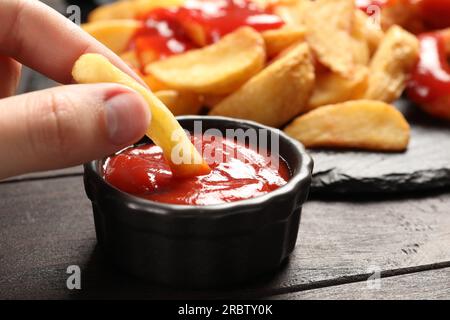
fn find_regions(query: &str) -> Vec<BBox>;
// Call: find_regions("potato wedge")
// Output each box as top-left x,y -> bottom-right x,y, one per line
142,73 -> 170,92
72,54 -> 210,177
210,42 -> 314,127
284,100 -> 410,151
146,27 -> 266,95
308,66 -> 369,110
350,14 -> 370,66
302,0 -> 355,76
364,26 -> 420,102
203,94 -> 228,109
273,0 -> 305,26
155,90 -> 203,116
262,26 -> 306,58
83,20 -> 141,54
88,0 -> 184,21
119,50 -> 141,70
354,10 -> 384,56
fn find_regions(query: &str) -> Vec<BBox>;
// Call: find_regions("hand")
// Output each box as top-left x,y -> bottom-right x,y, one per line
0,0 -> 151,179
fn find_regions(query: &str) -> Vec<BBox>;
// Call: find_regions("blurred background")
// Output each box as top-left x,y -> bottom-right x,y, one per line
19,0 -> 116,94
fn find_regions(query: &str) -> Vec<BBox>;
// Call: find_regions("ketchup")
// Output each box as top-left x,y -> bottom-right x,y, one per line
176,0 -> 284,44
419,0 -> 450,30
132,8 -> 196,61
129,0 -> 283,61
104,135 -> 290,206
407,32 -> 450,105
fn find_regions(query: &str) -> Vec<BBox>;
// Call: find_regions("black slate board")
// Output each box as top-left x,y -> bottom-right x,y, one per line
310,99 -> 450,194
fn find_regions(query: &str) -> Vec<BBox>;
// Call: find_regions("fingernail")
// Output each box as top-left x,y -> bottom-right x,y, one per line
105,92 -> 149,145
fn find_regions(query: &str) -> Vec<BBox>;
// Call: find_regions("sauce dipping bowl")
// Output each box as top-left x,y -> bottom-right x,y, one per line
83,116 -> 313,288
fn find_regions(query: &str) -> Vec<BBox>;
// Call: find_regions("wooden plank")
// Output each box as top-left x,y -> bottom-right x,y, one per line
273,267 -> 450,300
0,166 -> 83,184
0,177 -> 450,299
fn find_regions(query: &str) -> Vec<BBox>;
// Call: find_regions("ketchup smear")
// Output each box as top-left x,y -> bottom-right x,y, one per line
407,32 -> 450,105
419,0 -> 450,30
104,135 -> 290,206
129,0 -> 284,60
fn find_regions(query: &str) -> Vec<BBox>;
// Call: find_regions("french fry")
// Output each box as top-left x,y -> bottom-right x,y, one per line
82,20 -> 141,54
88,0 -> 184,22
284,100 -> 410,151
146,27 -> 266,95
210,42 -> 314,127
155,90 -> 203,116
364,25 -> 419,102
308,66 -> 369,110
302,0 -> 355,76
262,26 -> 306,58
72,54 -> 210,177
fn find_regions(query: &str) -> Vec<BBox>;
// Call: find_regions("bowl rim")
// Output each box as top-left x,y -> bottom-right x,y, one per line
84,115 -> 313,218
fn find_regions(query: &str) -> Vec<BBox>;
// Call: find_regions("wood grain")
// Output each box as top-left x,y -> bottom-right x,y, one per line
0,176 -> 449,299
273,267 -> 450,300
0,166 -> 83,184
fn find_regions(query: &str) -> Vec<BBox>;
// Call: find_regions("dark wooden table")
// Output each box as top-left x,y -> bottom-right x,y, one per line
1,166 -> 450,299
1,68 -> 449,300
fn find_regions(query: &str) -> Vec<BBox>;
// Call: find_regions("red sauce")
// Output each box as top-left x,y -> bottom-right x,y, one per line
132,8 -> 196,61
176,0 -> 284,44
407,32 -> 450,105
129,0 -> 283,61
418,0 -> 450,30
104,135 -> 290,206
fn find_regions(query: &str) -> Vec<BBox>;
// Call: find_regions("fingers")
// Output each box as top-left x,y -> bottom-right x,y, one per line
0,0 -> 145,86
0,55 -> 21,98
0,83 -> 151,179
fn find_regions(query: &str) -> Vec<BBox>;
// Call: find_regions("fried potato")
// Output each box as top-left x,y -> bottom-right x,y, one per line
88,0 -> 184,21
379,0 -> 424,33
349,34 -> 370,66
72,54 -> 210,177
155,90 -> 203,116
273,0 -> 305,26
203,94 -> 228,109
210,42 -> 314,127
119,50 -> 141,70
302,0 -> 355,76
82,20 -> 141,54
284,100 -> 410,151
364,26 -> 419,102
262,26 -> 306,58
146,27 -> 266,95
350,14 -> 370,66
142,73 -> 170,92
308,66 -> 369,110
354,10 -> 384,56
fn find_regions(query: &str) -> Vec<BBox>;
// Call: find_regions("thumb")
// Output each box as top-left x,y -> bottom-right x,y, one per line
0,83 -> 151,179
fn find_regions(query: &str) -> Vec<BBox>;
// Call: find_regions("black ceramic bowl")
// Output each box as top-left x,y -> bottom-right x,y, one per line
84,116 -> 313,288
